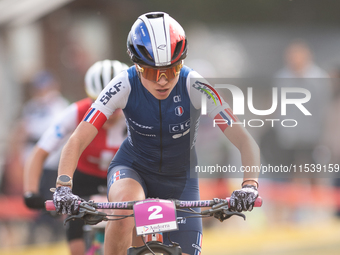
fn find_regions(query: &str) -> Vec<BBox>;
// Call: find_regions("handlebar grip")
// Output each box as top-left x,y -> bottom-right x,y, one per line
45,200 -> 83,211
45,200 -> 55,211
254,196 -> 263,207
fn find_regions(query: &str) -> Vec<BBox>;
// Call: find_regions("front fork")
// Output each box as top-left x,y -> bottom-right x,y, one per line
127,233 -> 182,255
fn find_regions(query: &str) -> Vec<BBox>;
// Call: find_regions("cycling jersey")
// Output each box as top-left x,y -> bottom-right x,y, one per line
84,65 -> 235,174
38,98 -> 126,178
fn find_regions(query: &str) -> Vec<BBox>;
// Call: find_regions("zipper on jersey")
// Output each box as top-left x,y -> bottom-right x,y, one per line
159,100 -> 163,172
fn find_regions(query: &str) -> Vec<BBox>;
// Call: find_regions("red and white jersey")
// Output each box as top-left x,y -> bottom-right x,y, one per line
38,98 -> 126,178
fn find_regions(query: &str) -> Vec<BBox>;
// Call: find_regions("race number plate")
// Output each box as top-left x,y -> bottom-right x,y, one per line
134,199 -> 178,235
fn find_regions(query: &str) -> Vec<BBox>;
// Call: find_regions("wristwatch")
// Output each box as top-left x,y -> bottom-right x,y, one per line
56,175 -> 73,188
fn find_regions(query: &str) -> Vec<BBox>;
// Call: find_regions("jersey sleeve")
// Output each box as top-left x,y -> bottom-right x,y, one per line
37,103 -> 78,153
187,70 -> 238,132
83,70 -> 131,130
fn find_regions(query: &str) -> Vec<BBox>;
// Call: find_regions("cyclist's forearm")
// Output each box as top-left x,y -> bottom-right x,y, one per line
239,136 -> 260,181
57,122 -> 98,181
57,138 -> 80,179
23,146 -> 49,193
223,125 -> 260,186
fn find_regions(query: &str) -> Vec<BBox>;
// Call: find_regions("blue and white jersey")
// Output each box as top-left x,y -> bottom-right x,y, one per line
86,65 -> 233,174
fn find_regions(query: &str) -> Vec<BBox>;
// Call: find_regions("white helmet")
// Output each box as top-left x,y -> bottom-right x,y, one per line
85,60 -> 129,100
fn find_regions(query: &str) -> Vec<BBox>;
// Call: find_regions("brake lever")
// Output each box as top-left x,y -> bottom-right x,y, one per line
213,209 -> 246,222
201,201 -> 246,222
64,204 -> 109,225
200,198 -> 229,216
64,209 -> 87,225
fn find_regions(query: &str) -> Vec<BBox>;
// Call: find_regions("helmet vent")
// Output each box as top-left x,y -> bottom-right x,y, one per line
137,45 -> 153,62
110,65 -> 114,79
99,66 -> 104,89
128,44 -> 140,62
146,13 -> 164,19
172,40 -> 184,61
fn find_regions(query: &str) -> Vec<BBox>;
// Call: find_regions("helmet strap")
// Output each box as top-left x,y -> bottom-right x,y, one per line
135,64 -> 142,81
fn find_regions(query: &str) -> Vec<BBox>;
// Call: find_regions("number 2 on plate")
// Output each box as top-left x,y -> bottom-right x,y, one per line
148,205 -> 163,220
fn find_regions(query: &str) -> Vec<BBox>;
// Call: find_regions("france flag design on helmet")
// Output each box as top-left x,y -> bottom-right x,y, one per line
127,12 -> 188,67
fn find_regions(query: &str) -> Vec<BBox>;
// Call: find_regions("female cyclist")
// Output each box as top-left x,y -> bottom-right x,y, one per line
53,12 -> 260,255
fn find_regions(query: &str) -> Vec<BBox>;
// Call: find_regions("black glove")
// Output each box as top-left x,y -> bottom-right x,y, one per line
229,185 -> 259,212
53,186 -> 83,215
23,192 -> 45,209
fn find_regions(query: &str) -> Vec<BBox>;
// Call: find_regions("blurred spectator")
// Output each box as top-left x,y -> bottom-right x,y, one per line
259,40 -> 333,225
1,70 -> 69,244
2,70 -> 69,195
262,40 -> 331,179
277,41 -> 329,78
323,66 -> 340,218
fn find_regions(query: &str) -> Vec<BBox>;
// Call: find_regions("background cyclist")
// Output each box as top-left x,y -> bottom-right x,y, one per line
52,12 -> 260,255
23,60 -> 128,255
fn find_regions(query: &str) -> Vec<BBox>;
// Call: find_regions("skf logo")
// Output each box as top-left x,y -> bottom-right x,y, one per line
175,106 -> 184,116
100,82 -> 122,105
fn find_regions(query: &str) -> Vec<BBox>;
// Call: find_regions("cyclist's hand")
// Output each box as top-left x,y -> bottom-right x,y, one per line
229,185 -> 258,212
53,186 -> 83,215
23,192 -> 45,209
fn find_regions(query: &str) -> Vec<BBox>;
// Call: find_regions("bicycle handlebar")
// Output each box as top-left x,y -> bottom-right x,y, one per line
45,197 -> 262,211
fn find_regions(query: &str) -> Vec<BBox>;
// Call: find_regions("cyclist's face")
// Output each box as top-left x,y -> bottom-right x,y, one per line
139,68 -> 179,100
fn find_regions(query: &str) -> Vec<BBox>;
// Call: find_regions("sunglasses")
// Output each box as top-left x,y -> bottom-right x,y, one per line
136,61 -> 183,82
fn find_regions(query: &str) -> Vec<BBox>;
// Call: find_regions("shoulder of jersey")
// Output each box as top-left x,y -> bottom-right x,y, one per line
180,65 -> 193,77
